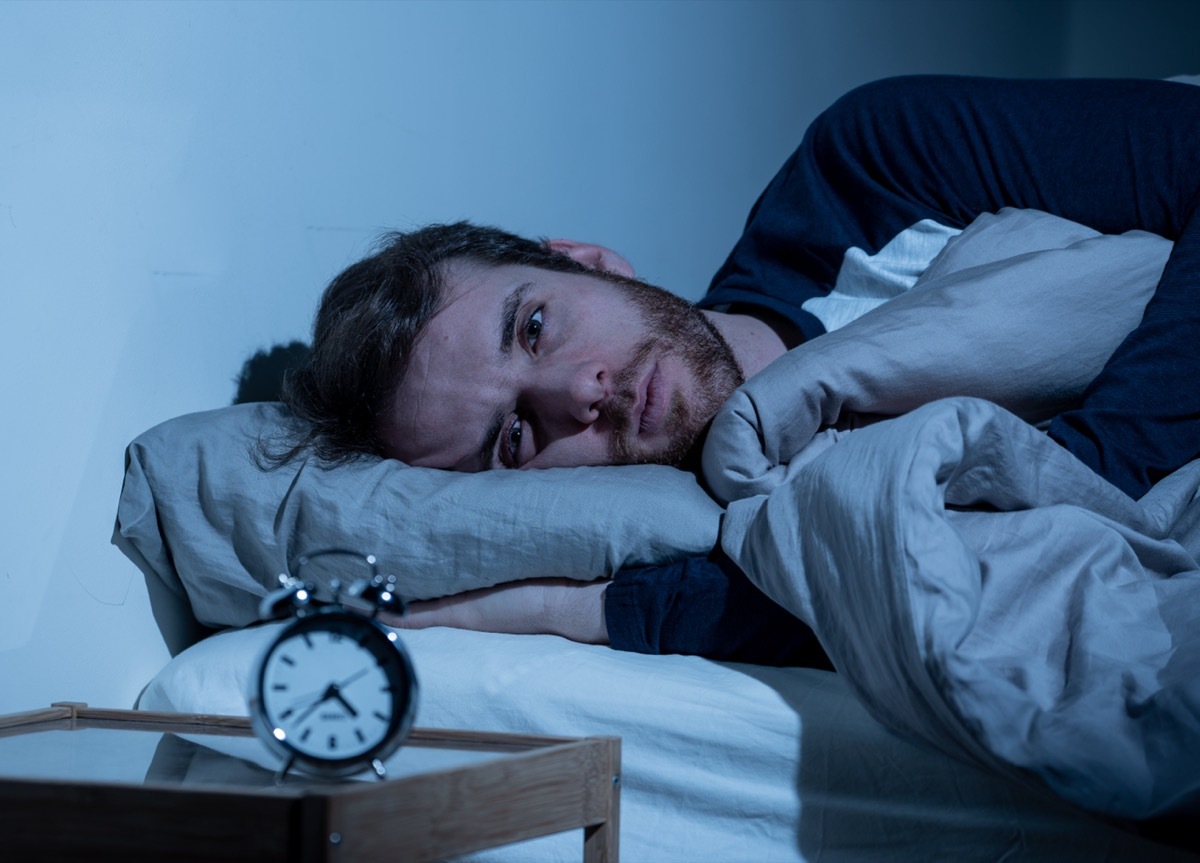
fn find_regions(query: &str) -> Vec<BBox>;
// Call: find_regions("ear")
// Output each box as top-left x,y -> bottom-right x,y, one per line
545,239 -> 636,278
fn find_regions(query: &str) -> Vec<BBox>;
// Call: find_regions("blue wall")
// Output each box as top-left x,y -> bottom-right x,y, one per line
0,0 -> 1195,712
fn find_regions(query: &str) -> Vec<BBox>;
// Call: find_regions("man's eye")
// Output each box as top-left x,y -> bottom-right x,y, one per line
524,308 -> 544,349
504,418 -> 524,465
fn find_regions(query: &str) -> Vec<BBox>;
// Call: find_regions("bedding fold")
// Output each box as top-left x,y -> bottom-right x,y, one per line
702,208 -> 1170,505
719,396 -> 1200,819
704,209 -> 1200,820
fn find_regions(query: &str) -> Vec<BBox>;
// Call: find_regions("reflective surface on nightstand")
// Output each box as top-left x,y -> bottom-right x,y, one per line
0,725 -> 509,788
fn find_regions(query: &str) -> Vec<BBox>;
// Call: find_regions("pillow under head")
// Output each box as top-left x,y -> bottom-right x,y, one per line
114,402 -> 722,629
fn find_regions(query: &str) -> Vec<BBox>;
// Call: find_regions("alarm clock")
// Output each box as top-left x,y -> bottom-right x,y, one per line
248,549 -> 418,780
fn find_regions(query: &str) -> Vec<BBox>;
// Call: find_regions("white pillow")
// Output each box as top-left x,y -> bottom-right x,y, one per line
114,402 -> 721,628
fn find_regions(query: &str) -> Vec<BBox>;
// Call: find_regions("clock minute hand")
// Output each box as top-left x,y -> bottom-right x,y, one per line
283,682 -> 333,712
335,667 -> 370,690
294,683 -> 338,725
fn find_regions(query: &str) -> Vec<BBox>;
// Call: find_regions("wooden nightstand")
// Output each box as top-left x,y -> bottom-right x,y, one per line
0,703 -> 620,862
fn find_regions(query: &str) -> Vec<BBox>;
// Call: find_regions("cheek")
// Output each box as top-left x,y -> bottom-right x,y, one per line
528,430 -> 612,469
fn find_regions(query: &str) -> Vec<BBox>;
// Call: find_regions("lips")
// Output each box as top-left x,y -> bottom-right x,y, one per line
637,361 -> 668,436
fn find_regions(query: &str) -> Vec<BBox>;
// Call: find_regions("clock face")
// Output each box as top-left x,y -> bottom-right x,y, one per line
253,610 -> 416,773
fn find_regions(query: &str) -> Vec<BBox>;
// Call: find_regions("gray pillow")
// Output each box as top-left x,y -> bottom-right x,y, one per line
114,402 -> 722,628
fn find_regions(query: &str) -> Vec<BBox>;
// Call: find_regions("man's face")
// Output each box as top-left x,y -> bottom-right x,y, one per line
378,262 -> 743,471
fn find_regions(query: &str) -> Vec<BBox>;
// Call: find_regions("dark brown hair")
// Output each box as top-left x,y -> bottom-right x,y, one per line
274,221 -> 594,465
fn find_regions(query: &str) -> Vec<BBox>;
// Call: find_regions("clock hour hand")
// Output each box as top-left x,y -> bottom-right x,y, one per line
327,665 -> 377,718
293,683 -> 338,725
291,681 -> 360,725
332,688 -> 359,718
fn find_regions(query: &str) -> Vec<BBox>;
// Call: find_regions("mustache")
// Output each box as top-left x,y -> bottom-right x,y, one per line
602,339 -> 659,462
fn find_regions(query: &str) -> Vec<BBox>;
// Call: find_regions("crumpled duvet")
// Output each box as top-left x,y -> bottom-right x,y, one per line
702,209 -> 1200,819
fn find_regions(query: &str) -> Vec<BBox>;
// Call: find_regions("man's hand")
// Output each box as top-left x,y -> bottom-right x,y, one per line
380,578 -> 610,645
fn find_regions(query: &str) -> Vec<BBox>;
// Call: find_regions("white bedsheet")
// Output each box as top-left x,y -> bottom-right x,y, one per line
140,625 -> 1194,862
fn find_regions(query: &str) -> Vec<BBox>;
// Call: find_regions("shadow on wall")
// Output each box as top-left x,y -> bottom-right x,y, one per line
233,341 -> 311,405
132,340 -> 313,663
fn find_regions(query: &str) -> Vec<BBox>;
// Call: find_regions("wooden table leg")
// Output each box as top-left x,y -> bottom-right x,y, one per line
583,738 -> 620,863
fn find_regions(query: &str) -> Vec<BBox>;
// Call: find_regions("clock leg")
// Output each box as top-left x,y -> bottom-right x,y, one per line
274,755 -> 297,786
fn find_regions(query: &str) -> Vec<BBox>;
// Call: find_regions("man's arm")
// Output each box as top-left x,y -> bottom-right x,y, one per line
704,75 -> 1200,497
385,554 -> 831,669
605,553 -> 831,667
381,577 -> 610,645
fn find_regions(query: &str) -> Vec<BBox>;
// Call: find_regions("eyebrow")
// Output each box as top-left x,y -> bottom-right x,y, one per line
475,281 -> 533,470
475,409 -> 506,472
498,281 -> 532,355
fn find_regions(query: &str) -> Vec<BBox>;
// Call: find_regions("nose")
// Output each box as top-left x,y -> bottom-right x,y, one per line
530,361 -> 608,429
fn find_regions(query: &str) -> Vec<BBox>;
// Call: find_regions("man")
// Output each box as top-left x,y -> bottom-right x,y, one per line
285,75 -> 1200,665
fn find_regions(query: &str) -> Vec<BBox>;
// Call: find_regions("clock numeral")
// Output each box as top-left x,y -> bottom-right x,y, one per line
272,683 -> 288,691
328,735 -> 337,751
280,655 -> 296,667
280,708 -> 294,720
354,728 -> 366,743
373,710 -> 388,723
302,634 -> 314,649
300,728 -> 312,743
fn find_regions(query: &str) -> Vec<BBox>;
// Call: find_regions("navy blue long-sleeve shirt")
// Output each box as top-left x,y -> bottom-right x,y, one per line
605,75 -> 1200,667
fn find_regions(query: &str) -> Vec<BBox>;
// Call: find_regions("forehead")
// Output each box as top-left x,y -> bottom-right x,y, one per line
381,263 -> 517,469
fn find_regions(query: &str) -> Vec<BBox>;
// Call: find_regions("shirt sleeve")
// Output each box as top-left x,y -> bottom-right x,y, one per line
702,75 -> 1200,498
605,553 -> 832,669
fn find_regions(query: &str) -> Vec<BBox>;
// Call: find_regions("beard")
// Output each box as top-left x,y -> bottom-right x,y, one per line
590,272 -> 745,467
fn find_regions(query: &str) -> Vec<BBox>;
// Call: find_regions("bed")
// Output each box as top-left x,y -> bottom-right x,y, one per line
116,208 -> 1200,861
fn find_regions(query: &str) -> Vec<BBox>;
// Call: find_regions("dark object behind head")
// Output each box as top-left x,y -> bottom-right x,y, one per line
234,341 -> 312,405
277,221 -> 596,465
